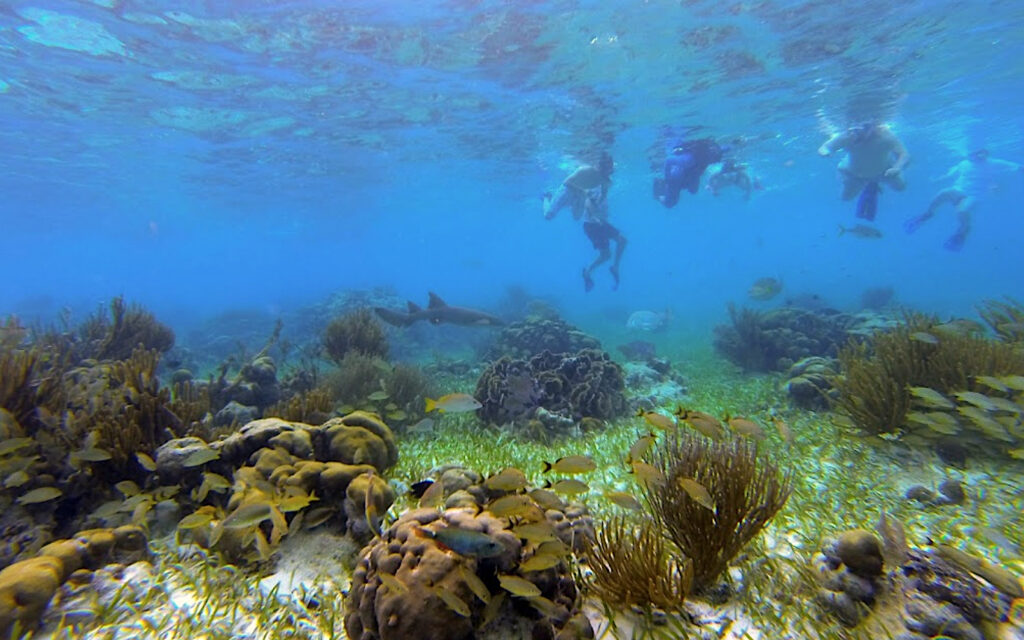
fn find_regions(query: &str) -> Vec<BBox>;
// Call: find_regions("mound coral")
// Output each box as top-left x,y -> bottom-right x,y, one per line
784,356 -> 839,410
344,488 -> 595,639
163,411 -> 398,560
484,316 -> 600,361
713,303 -> 868,372
0,525 -> 148,637
642,432 -> 792,592
475,349 -> 627,432
323,308 -> 388,364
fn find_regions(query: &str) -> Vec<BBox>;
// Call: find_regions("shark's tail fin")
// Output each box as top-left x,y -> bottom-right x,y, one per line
374,307 -> 414,327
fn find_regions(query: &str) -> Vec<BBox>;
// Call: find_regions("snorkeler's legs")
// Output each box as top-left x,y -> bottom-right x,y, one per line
840,172 -> 868,201
584,248 -> 611,292
944,201 -> 974,252
907,188 -> 964,234
610,236 -> 626,290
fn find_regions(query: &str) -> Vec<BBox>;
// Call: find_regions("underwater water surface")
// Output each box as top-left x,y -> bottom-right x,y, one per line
2,1 -> 1024,640
1,0 -> 1022,327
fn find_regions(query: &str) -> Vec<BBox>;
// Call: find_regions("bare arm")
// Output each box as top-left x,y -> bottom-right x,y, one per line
990,158 -> 1024,173
818,132 -> 848,156
877,128 -> 910,174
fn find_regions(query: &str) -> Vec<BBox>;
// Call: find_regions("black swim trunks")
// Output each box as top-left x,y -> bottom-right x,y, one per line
583,220 -> 621,251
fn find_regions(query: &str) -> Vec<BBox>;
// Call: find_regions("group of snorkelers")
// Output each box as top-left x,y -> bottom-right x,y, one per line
544,124 -> 1023,291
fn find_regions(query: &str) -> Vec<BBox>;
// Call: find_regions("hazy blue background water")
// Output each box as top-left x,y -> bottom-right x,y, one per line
2,0 -> 1022,342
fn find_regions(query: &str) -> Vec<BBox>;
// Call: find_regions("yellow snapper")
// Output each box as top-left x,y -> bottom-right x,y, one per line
725,415 -> 765,440
604,490 -> 643,511
498,574 -> 541,598
635,409 -> 676,431
484,467 -> 528,492
677,477 -> 715,512
907,387 -> 954,410
541,455 -> 596,475
626,432 -> 657,463
425,393 -> 482,413
748,277 -> 783,301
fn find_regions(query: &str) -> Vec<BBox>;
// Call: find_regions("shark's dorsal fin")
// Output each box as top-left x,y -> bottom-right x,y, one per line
407,301 -> 422,313
427,292 -> 447,309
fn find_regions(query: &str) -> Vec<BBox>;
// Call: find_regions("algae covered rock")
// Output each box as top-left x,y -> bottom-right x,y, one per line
834,529 -> 884,578
784,356 -> 839,410
815,521 -> 1022,638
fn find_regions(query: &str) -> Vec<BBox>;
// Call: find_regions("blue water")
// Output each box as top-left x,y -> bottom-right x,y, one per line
2,0 -> 1023,340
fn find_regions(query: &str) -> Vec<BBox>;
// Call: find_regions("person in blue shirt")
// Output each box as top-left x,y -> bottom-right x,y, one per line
904,148 -> 1024,251
653,138 -> 725,208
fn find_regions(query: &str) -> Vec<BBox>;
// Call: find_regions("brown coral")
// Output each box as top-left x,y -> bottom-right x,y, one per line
643,432 -> 791,592
345,505 -> 591,640
835,312 -> 1024,436
585,517 -> 692,613
323,308 -> 388,364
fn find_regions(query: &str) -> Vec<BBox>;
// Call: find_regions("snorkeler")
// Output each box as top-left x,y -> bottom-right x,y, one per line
653,138 -> 725,208
543,152 -> 614,221
818,122 -> 910,221
904,148 -> 1024,251
543,152 -> 625,292
706,159 -> 762,200
580,189 -> 626,292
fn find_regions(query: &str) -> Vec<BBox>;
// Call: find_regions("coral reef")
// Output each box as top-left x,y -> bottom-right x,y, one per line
475,349 -> 627,433
815,524 -> 1023,639
834,312 -> 1024,438
643,432 -> 792,592
323,308 -> 389,364
322,355 -> 431,427
484,317 -> 600,361
978,297 -> 1024,344
263,387 -> 334,424
713,303 -> 893,372
0,525 -> 148,637
616,340 -> 656,362
75,297 -> 175,362
161,411 -> 398,560
344,492 -> 595,639
621,359 -> 688,412
860,286 -> 895,311
784,356 -> 839,410
584,517 -> 692,614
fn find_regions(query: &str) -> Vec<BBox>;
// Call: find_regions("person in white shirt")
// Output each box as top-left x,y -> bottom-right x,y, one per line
905,148 -> 1024,251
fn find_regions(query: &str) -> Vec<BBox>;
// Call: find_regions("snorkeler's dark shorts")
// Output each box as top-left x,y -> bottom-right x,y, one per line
583,221 -> 621,251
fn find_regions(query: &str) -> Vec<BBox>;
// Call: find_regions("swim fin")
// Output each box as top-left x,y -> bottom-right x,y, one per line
856,182 -> 880,221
